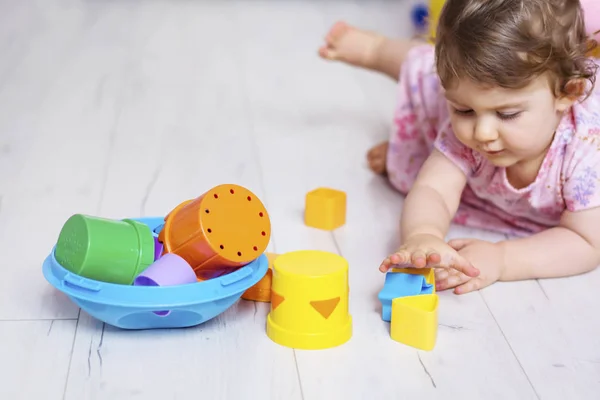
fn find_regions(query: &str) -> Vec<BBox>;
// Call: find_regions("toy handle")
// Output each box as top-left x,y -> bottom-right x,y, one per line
220,266 -> 253,285
62,273 -> 102,293
218,253 -> 269,291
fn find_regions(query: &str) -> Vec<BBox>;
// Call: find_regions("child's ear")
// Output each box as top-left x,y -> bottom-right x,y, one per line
564,78 -> 586,98
556,79 -> 585,111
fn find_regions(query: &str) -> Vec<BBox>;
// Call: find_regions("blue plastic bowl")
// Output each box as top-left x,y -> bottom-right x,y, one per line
42,217 -> 269,330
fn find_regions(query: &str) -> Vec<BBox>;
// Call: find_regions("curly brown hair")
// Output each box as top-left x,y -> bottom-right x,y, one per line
434,0 -> 598,98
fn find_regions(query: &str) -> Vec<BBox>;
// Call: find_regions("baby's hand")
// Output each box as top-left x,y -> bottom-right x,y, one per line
379,233 -> 480,278
435,238 -> 505,294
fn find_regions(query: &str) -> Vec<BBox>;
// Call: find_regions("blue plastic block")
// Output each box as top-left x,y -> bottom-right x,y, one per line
378,272 -> 433,322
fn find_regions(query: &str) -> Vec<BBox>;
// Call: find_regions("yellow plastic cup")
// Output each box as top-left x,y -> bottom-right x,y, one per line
266,250 -> 352,350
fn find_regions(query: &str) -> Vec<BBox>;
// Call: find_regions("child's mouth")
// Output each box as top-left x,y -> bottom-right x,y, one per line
484,149 -> 504,155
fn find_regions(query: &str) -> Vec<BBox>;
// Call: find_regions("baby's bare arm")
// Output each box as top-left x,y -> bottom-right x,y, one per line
380,149 -> 478,277
498,207 -> 600,280
401,149 -> 467,242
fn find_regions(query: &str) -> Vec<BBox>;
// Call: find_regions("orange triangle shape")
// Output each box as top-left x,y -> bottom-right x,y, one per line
310,297 -> 340,319
271,291 -> 285,310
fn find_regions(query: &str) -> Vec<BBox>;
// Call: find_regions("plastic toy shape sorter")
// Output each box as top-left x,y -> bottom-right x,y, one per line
54,215 -> 155,285
391,293 -> 439,351
158,184 -> 271,280
378,267 -> 439,351
43,217 -> 270,330
266,250 -> 352,350
241,252 -> 279,302
304,188 -> 346,231
378,268 -> 434,322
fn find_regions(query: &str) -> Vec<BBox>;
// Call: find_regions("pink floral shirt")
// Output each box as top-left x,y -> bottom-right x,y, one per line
386,45 -> 600,237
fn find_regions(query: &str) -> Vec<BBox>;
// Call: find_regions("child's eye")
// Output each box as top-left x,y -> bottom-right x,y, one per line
497,111 -> 521,120
453,108 -> 473,116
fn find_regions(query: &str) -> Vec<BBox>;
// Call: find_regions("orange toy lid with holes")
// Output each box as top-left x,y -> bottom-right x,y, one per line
159,184 -> 272,279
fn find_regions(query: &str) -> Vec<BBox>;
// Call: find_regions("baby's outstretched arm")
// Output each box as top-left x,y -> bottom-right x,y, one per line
498,208 -> 600,281
380,149 -> 480,278
400,149 -> 464,241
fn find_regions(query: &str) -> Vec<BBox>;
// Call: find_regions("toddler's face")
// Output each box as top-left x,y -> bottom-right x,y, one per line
443,75 -> 573,169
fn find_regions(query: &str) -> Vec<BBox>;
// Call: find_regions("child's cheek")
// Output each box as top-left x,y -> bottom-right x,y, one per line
450,118 -> 474,145
501,126 -> 540,154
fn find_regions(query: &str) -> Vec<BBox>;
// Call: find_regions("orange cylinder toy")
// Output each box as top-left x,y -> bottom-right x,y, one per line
158,184 -> 271,280
241,252 -> 278,302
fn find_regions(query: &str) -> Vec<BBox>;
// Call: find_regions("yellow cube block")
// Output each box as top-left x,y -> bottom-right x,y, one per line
390,294 -> 439,351
304,188 -> 346,230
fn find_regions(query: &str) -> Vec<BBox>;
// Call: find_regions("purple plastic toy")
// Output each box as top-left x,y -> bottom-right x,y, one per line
134,253 -> 197,287
154,237 -> 164,261
133,253 -> 197,315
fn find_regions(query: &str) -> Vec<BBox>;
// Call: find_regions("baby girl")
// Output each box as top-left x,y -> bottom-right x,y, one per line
319,0 -> 600,294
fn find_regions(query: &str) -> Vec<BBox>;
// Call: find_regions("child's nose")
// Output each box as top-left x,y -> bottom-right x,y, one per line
474,119 -> 497,142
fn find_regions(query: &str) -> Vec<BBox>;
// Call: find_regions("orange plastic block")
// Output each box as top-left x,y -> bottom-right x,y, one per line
304,188 -> 346,230
159,184 -> 271,280
242,252 -> 278,302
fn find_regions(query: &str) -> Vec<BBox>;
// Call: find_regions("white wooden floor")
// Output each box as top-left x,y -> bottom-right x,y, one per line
1,1 -> 599,399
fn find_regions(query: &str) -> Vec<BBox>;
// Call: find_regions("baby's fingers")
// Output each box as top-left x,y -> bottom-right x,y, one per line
379,256 -> 393,272
411,249 -> 428,268
390,250 -> 411,265
454,276 -> 484,294
379,250 -> 410,272
436,270 -> 470,291
434,268 -> 449,282
448,254 -> 480,277
426,251 -> 441,267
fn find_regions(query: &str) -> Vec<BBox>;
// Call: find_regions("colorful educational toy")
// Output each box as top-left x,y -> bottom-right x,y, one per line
304,187 -> 346,230
43,216 -> 270,330
44,182 -> 274,330
159,184 -> 271,280
153,237 -> 163,261
55,214 -> 155,285
133,253 -> 197,288
378,272 -> 433,322
379,267 -> 439,350
266,250 -> 352,350
133,253 -> 197,316
390,267 -> 436,290
390,294 -> 439,351
242,252 -> 278,302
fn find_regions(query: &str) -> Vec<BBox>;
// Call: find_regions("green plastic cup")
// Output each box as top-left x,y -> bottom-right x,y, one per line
54,214 -> 155,285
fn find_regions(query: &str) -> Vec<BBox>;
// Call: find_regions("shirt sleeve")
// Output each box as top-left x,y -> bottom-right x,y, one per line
562,132 -> 600,212
433,126 -> 481,177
